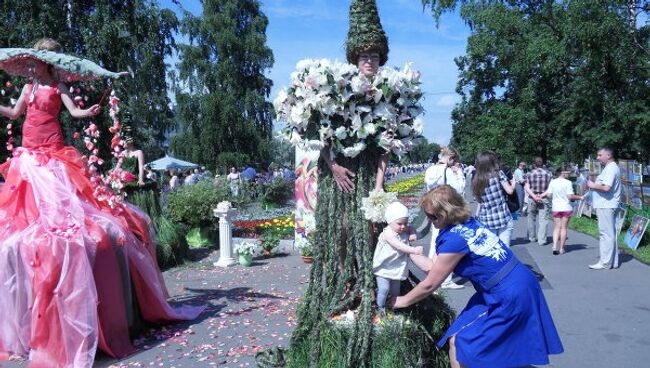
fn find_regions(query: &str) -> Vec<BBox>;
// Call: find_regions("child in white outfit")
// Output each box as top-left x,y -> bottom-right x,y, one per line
373,202 -> 426,312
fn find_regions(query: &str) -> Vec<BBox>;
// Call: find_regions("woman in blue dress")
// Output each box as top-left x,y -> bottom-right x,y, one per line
391,185 -> 563,367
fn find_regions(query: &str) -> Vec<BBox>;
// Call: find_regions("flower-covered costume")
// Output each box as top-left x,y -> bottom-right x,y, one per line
436,218 -> 563,367
0,84 -> 203,367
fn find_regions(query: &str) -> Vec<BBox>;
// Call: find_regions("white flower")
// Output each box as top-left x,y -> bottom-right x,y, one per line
412,116 -> 424,136
216,201 -> 232,211
235,240 -> 259,256
361,189 -> 399,223
341,142 -> 366,158
334,126 -> 348,140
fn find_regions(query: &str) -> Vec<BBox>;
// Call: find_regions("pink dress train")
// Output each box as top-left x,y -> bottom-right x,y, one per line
0,84 -> 204,367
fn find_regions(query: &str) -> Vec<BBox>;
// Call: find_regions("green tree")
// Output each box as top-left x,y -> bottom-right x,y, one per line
407,137 -> 441,163
170,0 -> 274,168
422,0 -> 650,164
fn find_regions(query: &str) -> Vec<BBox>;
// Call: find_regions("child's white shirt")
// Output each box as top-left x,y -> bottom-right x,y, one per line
373,227 -> 410,280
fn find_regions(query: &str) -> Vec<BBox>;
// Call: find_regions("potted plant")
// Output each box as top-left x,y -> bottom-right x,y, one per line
295,235 -> 313,263
260,228 -> 282,256
234,240 -> 258,267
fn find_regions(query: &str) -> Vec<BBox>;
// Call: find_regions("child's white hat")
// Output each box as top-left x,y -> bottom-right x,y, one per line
385,202 -> 409,224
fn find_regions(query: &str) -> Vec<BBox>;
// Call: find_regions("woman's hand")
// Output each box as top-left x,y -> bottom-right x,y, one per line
331,162 -> 355,193
86,104 -> 101,117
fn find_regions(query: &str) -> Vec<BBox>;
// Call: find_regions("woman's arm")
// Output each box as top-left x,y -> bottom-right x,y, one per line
501,176 -> 516,195
59,83 -> 101,119
320,147 -> 355,193
136,150 -> 145,186
0,84 -> 30,120
374,154 -> 388,191
392,253 -> 464,308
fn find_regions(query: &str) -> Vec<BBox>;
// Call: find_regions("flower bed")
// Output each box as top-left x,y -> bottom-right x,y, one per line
385,173 -> 425,194
233,215 -> 295,239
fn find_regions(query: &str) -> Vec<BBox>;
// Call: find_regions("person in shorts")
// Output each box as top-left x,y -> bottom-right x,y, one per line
541,168 -> 584,255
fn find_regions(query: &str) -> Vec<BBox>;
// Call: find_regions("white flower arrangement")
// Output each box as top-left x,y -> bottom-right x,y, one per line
295,234 -> 313,256
234,240 -> 258,257
361,189 -> 399,223
274,59 -> 425,159
216,201 -> 233,212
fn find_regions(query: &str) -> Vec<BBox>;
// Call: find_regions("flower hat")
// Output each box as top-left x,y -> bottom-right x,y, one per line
345,0 -> 390,66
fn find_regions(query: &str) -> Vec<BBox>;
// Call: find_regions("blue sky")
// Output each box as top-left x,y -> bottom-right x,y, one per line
160,0 -> 469,144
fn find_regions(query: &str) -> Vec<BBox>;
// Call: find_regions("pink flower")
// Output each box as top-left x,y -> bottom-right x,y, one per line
6,144 -> 13,151
73,132 -> 80,139
7,130 -> 11,135
5,81 -> 12,88
85,142 -> 94,151
123,172 -> 136,182
6,124 -> 11,129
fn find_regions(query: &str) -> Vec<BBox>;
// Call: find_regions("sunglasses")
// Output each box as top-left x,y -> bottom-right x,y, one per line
425,211 -> 439,222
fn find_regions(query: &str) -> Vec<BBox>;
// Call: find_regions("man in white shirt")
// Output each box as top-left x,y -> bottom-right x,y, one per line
587,147 -> 622,270
422,147 -> 464,289
513,161 -> 527,214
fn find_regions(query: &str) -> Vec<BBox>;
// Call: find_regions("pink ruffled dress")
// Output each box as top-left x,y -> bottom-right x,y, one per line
0,84 -> 204,367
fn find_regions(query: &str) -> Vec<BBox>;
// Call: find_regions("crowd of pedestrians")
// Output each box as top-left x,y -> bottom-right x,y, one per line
420,146 -> 623,276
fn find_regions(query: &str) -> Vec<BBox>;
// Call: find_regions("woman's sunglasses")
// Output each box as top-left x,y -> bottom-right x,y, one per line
425,211 -> 439,222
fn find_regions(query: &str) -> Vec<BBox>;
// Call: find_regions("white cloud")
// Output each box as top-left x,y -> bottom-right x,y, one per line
434,94 -> 460,107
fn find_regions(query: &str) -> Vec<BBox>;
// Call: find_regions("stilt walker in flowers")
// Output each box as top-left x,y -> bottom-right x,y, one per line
271,1 -> 454,367
0,38 -> 203,368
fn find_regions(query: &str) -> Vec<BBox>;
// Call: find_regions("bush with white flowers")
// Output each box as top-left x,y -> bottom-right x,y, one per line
274,59 -> 425,159
234,240 -> 259,257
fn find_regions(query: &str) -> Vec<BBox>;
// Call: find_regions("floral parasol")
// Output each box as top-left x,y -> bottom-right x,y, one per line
0,48 -> 127,82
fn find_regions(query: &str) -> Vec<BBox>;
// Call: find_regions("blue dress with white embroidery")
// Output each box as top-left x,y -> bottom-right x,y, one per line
436,218 -> 563,368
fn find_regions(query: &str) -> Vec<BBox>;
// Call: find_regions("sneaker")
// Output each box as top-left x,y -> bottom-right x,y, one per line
441,280 -> 464,289
588,263 -> 607,270
528,238 -> 537,243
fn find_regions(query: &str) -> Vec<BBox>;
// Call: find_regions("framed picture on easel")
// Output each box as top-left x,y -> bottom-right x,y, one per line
615,204 -> 627,238
623,215 -> 649,251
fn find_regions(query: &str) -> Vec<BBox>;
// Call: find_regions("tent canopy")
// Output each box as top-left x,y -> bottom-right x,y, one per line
148,155 -> 198,171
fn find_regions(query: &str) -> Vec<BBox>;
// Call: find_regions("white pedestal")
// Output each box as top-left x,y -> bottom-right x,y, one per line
213,207 -> 238,267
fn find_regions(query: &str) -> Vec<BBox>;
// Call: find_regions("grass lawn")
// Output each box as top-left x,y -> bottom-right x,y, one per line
569,214 -> 650,265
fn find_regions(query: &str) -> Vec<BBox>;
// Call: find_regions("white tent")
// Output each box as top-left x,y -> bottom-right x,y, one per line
148,155 -> 198,171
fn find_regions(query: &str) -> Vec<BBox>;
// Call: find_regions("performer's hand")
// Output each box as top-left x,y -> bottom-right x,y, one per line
87,104 -> 101,116
138,179 -> 145,187
331,162 -> 355,193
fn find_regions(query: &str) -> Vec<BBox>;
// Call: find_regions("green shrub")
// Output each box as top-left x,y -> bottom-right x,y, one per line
261,177 -> 293,206
165,180 -> 229,228
154,216 -> 189,268
260,228 -> 282,254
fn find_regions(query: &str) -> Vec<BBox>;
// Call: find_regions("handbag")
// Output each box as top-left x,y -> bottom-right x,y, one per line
503,187 -> 520,213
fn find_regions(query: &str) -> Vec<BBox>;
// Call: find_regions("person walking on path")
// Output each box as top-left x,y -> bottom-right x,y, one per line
541,168 -> 584,255
587,148 -> 622,269
514,161 -> 527,214
471,151 -> 517,247
525,157 -> 552,245
423,146 -> 465,289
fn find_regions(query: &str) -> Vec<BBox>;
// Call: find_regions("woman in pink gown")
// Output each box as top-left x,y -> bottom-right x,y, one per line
0,38 -> 203,368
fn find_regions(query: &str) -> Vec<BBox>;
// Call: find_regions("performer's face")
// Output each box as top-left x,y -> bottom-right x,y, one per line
358,52 -> 380,77
26,59 -> 50,79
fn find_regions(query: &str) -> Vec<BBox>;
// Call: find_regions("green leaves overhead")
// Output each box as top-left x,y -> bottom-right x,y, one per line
424,0 -> 650,164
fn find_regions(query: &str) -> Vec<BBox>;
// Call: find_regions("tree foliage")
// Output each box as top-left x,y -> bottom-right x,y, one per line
170,0 -> 274,169
423,0 -> 650,165
0,0 -> 177,164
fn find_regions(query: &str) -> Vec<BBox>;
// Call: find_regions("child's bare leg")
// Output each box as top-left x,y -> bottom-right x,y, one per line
552,217 -> 561,250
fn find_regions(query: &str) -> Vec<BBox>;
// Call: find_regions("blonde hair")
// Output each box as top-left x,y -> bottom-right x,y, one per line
420,185 -> 471,226
33,38 -> 63,52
